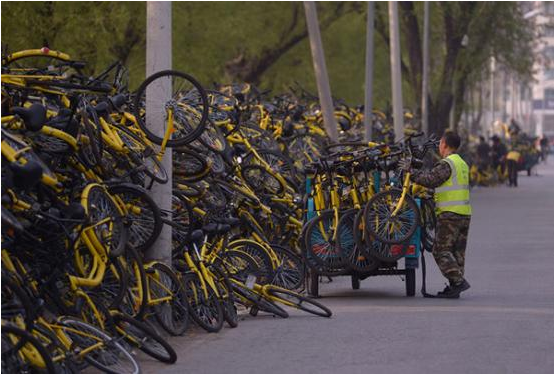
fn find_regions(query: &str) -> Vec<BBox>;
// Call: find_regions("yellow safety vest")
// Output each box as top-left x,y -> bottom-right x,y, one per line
434,154 -> 472,216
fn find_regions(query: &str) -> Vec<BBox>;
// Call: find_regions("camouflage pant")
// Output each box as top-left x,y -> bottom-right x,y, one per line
432,216 -> 471,284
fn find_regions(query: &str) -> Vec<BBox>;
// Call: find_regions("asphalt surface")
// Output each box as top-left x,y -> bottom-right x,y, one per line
143,159 -> 554,374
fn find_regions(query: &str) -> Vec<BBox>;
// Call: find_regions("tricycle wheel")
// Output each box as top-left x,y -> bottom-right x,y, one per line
351,275 -> 360,290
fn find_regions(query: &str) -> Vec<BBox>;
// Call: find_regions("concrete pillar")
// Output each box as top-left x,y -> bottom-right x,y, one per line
146,1 -> 172,263
364,2 -> 375,142
421,1 -> 430,136
388,1 -> 404,141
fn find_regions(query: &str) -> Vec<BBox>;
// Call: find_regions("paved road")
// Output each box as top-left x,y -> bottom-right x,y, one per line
144,160 -> 554,374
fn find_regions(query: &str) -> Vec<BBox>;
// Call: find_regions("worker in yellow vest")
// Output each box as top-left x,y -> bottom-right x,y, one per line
399,131 -> 471,298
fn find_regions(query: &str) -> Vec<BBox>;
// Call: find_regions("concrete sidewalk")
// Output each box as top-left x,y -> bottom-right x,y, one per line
144,160 -> 554,373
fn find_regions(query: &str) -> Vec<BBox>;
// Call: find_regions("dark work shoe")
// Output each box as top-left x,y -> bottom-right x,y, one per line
436,284 -> 459,299
437,279 -> 470,298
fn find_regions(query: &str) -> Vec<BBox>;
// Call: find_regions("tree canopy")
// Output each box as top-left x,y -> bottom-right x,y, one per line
2,1 -> 536,135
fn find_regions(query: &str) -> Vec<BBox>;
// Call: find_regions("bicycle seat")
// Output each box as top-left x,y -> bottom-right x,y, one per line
1,206 -> 24,234
189,229 -> 204,243
92,101 -> 110,116
9,160 -> 43,190
202,223 -> 231,234
12,104 -> 47,132
46,109 -> 78,136
109,94 -> 127,111
219,217 -> 240,227
62,202 -> 87,222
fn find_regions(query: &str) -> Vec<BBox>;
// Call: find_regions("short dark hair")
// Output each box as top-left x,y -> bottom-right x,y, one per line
442,131 -> 461,150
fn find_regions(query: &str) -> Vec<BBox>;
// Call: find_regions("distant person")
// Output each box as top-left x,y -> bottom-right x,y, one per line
491,135 -> 507,175
399,131 -> 471,298
540,135 -> 549,163
506,147 -> 521,187
476,136 -> 491,171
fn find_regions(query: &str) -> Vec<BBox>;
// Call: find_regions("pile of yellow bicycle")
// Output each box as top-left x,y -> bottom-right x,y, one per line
1,48 -> 336,374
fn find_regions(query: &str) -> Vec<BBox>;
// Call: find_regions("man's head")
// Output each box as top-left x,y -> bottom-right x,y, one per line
439,131 -> 461,158
479,136 -> 485,143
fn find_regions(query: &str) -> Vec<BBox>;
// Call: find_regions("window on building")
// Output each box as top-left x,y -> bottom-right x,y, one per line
545,2 -> 554,15
543,25 -> 554,37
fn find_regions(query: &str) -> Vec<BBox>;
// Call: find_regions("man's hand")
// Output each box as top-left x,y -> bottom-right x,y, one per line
398,157 -> 412,172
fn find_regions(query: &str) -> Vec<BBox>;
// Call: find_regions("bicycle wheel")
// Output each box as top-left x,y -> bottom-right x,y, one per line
227,240 -> 275,285
148,262 -> 189,336
263,285 -> 332,318
173,148 -> 210,181
1,273 -> 35,329
197,120 -> 227,153
210,265 -> 239,328
269,244 -> 305,290
181,273 -> 224,333
58,317 -> 140,374
350,210 -> 380,272
304,210 -> 347,269
335,208 -> 359,266
118,247 -> 148,318
363,188 -> 419,244
113,124 -> 168,184
79,103 -> 103,169
229,279 -> 289,319
241,164 -> 284,196
1,323 -> 56,374
112,313 -> 177,364
109,183 -> 163,253
420,198 -> 436,252
246,148 -> 299,187
134,70 -> 208,147
83,184 -> 128,258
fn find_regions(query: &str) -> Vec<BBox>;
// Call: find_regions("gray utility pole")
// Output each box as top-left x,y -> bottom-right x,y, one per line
388,1 -> 404,141
490,56 -> 496,137
364,2 -> 375,142
146,1 -> 172,263
421,1 -> 430,136
304,1 -> 339,142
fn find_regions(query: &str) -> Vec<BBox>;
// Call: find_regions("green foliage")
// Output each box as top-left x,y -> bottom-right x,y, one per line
1,0 -> 536,115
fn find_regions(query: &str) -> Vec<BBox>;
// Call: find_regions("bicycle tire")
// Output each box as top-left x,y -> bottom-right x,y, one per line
420,198 -> 436,252
269,244 -> 305,290
149,262 -> 189,336
210,264 -> 239,328
1,273 -> 36,329
58,317 -> 140,374
134,70 -> 209,147
1,323 -> 56,374
109,183 -> 163,253
118,246 -> 148,319
363,188 -> 419,244
350,210 -> 380,272
263,285 -> 332,318
83,184 -> 128,258
112,313 -> 177,364
241,164 -> 285,196
79,103 -> 103,169
112,124 -> 169,184
173,147 -> 210,181
227,239 -> 275,285
197,119 -> 227,153
230,280 -> 289,318
304,210 -> 348,269
181,273 -> 224,333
